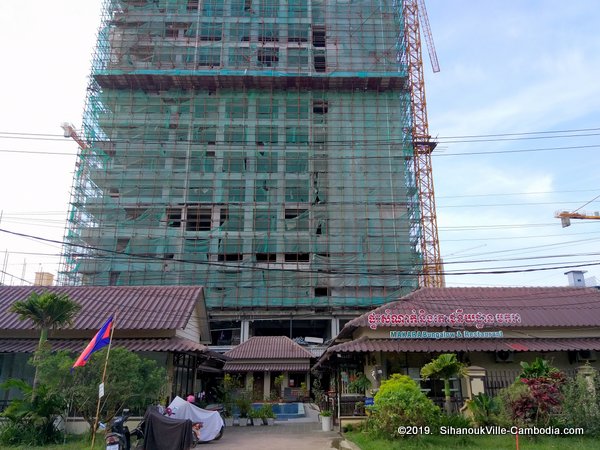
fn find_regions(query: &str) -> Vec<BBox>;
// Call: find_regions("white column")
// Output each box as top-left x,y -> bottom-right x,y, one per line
241,320 -> 250,342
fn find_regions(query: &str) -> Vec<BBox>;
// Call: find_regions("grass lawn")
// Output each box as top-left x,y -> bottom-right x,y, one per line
0,434 -> 106,450
345,431 -> 600,450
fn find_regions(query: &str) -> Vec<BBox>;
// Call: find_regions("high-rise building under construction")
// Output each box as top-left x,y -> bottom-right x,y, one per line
61,0 -> 423,345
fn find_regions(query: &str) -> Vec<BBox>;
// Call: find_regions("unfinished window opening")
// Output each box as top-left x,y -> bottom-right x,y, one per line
109,187 -> 120,198
187,0 -> 199,10
313,51 -> 326,72
231,0 -> 253,16
167,208 -> 182,228
218,238 -> 243,261
285,208 -> 306,220
312,26 -> 326,47
186,207 -> 212,231
313,101 -> 329,115
284,253 -> 310,262
314,287 -> 330,297
219,209 -> 229,227
257,48 -> 279,67
125,208 -> 145,221
164,253 -> 175,260
256,253 -> 276,262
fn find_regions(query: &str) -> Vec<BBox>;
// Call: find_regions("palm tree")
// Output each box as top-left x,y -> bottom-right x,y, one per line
9,291 -> 81,396
420,353 -> 466,414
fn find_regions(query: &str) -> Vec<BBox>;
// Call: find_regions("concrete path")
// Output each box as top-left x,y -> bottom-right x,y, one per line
206,422 -> 342,450
204,404 -> 344,450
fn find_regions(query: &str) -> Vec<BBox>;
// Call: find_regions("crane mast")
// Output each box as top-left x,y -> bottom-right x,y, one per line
402,0 -> 443,287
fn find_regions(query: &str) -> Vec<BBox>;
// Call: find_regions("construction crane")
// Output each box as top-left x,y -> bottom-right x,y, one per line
403,0 -> 443,287
556,210 -> 600,228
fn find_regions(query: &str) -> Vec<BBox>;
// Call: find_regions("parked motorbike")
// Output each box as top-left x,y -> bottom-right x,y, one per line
105,408 -> 137,450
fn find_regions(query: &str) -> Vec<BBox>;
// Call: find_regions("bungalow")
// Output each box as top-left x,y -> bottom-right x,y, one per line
224,336 -> 313,401
315,287 -> 600,415
0,285 -> 226,409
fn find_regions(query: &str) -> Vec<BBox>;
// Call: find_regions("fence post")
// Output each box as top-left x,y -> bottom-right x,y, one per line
464,366 -> 487,400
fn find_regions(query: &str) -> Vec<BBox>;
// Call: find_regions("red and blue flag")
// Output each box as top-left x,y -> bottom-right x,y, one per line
72,316 -> 113,370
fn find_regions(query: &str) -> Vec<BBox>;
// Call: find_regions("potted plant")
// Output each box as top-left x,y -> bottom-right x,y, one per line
353,401 -> 365,416
248,407 -> 261,426
347,373 -> 372,395
235,394 -> 252,426
258,404 -> 276,425
320,409 -> 333,431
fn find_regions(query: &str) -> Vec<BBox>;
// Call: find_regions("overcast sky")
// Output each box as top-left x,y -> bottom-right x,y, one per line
0,1 -> 598,287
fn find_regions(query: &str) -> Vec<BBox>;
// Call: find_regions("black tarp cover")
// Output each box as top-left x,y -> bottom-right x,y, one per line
143,407 -> 194,450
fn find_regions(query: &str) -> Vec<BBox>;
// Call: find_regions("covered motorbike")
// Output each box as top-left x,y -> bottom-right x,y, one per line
166,396 -> 225,442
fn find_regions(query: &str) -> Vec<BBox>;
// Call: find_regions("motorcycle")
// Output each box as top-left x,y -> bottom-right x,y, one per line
105,408 -> 141,450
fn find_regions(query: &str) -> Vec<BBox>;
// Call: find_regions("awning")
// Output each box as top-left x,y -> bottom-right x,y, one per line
327,337 -> 600,354
0,337 -> 207,353
224,362 -> 310,372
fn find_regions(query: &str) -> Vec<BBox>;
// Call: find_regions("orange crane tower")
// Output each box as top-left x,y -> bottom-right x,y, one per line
403,0 -> 444,287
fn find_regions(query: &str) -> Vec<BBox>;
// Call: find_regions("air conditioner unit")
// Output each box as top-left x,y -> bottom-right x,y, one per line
576,350 -> 597,362
495,351 -> 514,363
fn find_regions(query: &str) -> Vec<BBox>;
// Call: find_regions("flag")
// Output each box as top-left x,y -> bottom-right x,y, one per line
72,316 -> 113,370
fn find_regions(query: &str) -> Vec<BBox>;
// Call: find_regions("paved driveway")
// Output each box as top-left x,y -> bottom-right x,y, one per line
205,423 -> 341,450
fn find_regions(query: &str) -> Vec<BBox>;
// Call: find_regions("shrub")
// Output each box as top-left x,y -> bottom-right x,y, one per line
0,380 -> 65,446
498,373 -> 565,427
467,393 -> 501,426
560,368 -> 600,436
369,374 -> 440,438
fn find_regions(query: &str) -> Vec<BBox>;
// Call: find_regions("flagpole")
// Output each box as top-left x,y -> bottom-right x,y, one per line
91,312 -> 117,450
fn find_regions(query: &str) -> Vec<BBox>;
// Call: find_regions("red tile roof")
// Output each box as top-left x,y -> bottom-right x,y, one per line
0,336 -> 206,353
343,287 -> 600,336
0,285 -> 203,332
224,336 -> 313,360
224,362 -> 310,372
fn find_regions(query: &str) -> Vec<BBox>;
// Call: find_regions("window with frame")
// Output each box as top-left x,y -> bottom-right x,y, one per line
186,207 -> 212,231
257,48 -> 279,67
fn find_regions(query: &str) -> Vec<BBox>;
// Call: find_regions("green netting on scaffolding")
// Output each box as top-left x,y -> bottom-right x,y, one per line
60,0 -> 421,308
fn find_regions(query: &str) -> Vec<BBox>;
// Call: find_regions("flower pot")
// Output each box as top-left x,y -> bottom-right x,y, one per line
321,415 -> 332,431
225,417 -> 234,427
267,417 -> 275,426
238,417 -> 247,427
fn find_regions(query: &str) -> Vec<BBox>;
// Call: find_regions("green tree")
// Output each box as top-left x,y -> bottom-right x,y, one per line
421,353 -> 466,414
8,291 -> 81,397
37,347 -> 167,433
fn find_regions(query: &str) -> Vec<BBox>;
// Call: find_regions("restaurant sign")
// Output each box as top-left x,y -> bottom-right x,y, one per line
390,330 -> 504,339
368,309 -> 521,330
